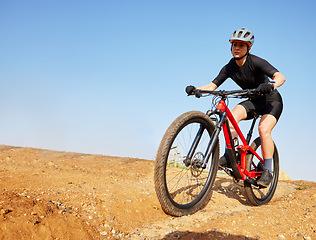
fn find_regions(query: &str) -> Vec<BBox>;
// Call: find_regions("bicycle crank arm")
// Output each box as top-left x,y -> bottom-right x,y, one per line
245,176 -> 259,187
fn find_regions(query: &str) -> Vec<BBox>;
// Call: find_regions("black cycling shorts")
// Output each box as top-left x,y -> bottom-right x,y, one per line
238,90 -> 283,121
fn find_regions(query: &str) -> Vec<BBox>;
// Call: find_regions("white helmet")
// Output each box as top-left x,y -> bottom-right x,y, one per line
229,28 -> 254,46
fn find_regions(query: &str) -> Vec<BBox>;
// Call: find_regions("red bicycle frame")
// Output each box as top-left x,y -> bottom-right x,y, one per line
216,99 -> 263,180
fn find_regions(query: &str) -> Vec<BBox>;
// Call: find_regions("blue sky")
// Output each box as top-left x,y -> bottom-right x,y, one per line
0,0 -> 315,181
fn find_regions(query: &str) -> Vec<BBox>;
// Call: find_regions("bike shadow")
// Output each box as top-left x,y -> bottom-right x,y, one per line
161,230 -> 257,239
212,174 -> 251,206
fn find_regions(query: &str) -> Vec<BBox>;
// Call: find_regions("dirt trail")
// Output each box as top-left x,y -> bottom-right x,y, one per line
0,145 -> 315,239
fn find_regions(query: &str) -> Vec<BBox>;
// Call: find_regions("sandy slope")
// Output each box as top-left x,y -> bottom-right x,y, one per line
0,145 -> 314,240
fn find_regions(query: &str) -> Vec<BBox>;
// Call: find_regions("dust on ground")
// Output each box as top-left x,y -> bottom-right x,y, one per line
0,145 -> 315,239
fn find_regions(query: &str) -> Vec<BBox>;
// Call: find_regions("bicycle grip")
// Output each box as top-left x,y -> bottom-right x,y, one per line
195,91 -> 202,98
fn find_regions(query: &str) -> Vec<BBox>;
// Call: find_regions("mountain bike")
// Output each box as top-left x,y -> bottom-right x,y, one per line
154,89 -> 279,216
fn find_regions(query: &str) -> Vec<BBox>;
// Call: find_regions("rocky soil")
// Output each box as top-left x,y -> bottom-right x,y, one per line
0,145 -> 315,240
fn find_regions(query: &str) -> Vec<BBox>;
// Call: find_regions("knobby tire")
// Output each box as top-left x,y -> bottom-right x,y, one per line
154,111 -> 219,216
244,137 -> 279,205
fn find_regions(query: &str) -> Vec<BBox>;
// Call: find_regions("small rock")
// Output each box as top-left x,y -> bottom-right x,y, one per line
100,231 -> 107,236
32,220 -> 40,225
166,230 -> 173,235
278,234 -> 285,239
0,209 -> 11,215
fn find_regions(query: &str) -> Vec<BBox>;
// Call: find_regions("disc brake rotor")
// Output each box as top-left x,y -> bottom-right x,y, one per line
190,152 -> 204,177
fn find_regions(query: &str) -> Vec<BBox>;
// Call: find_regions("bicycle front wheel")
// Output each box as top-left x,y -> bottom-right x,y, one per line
154,111 -> 219,216
244,137 -> 279,205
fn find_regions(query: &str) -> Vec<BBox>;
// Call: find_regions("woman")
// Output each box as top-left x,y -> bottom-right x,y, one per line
186,28 -> 285,187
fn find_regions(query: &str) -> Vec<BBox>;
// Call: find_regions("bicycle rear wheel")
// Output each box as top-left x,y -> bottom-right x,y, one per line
244,137 -> 279,205
154,111 -> 219,216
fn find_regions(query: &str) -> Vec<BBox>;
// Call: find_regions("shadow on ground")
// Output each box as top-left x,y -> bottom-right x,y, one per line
162,230 -> 258,239
213,176 -> 251,205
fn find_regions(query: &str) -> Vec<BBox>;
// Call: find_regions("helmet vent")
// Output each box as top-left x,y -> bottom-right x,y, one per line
229,28 -> 254,45
244,32 -> 250,38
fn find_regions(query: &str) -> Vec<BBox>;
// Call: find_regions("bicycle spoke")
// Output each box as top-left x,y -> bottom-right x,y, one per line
154,111 -> 219,216
244,137 -> 279,205
166,122 -> 214,205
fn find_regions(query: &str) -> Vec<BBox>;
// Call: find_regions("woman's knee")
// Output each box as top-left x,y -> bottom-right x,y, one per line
258,124 -> 272,138
258,114 -> 277,138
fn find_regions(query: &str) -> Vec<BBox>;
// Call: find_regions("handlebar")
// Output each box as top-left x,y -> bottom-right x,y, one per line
194,89 -> 259,99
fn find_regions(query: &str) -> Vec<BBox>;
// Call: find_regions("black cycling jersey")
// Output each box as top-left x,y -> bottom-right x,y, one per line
212,54 -> 283,121
212,54 -> 278,89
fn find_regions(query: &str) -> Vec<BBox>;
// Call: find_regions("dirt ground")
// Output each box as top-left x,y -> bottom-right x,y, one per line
0,145 -> 315,240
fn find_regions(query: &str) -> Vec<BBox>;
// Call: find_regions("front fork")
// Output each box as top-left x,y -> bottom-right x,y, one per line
183,109 -> 225,169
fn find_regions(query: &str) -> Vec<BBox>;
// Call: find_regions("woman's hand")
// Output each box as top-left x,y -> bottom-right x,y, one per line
257,83 -> 274,94
185,85 -> 196,95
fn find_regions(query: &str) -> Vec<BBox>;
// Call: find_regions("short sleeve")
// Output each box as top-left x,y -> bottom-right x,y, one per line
212,65 -> 229,87
252,56 -> 278,78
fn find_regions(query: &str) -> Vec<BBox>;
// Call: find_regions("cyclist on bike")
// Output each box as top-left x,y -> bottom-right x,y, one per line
186,28 -> 285,187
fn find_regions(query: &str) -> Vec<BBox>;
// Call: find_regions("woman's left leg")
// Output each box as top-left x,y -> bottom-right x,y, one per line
258,114 -> 277,159
257,114 -> 277,186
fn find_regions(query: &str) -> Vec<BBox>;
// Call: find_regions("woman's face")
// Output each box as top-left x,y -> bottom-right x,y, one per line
231,41 -> 249,59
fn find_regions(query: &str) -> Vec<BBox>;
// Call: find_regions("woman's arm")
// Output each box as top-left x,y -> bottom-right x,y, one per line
197,82 -> 218,91
272,72 -> 286,89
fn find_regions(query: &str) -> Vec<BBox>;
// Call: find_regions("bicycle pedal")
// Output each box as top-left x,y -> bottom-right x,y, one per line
245,177 -> 259,187
221,167 -> 233,177
233,178 -> 240,184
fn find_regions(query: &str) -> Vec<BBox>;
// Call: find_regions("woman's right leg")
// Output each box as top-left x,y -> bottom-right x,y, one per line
219,105 -> 247,167
229,105 -> 248,139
